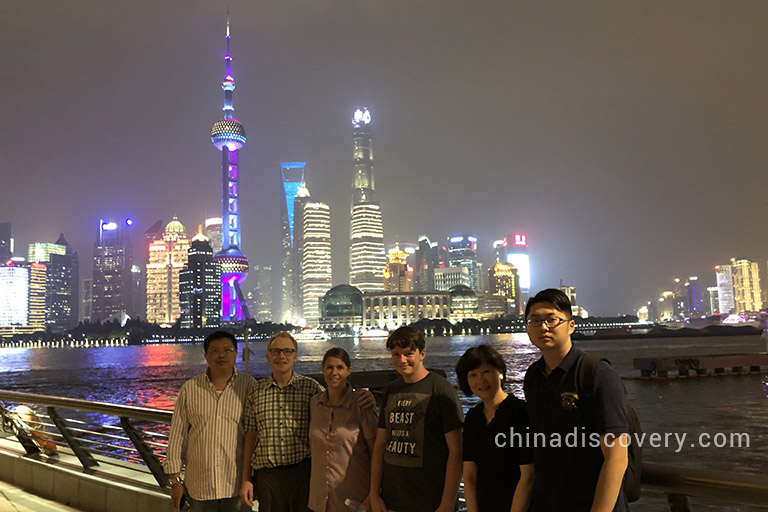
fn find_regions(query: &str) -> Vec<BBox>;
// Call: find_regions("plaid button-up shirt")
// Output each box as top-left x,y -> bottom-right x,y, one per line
242,371 -> 324,471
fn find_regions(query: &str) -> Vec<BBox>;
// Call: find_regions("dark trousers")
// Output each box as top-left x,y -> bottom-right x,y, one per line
253,458 -> 311,512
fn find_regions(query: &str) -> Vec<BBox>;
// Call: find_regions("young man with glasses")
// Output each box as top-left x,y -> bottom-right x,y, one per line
164,331 -> 255,512
512,289 -> 629,512
240,332 -> 375,511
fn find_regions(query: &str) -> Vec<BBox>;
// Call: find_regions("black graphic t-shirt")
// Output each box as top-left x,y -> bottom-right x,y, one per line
378,372 -> 464,512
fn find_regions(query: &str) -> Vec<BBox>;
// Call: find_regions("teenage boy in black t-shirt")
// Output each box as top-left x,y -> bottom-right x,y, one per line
370,326 -> 464,512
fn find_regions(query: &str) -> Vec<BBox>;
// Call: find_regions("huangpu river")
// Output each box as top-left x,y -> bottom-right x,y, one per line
2,334 -> 767,511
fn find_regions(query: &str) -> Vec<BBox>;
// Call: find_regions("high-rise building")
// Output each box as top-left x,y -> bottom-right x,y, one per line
0,261 -> 46,337
730,258 -> 762,313
447,235 -> 479,291
489,262 -> 520,314
715,264 -> 735,314
28,235 -> 79,330
251,265 -> 274,323
684,277 -> 704,318
413,236 -> 444,292
0,222 -> 13,261
146,218 -> 191,325
301,201 -> 332,326
503,234 -> 531,301
279,162 -> 306,323
179,226 -> 220,329
92,219 -> 134,322
706,286 -> 719,316
292,179 -> 311,323
210,16 -> 250,323
383,246 -> 412,292
204,217 -> 223,255
80,277 -> 92,323
349,107 -> 386,292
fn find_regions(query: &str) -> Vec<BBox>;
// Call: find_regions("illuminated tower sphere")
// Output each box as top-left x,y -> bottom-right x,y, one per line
210,15 -> 250,322
349,106 -> 386,292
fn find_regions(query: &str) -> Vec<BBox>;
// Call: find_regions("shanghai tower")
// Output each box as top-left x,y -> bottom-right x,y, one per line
349,107 -> 386,292
210,16 -> 250,322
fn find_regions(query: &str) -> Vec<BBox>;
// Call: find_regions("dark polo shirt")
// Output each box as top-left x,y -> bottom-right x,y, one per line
524,345 -> 629,512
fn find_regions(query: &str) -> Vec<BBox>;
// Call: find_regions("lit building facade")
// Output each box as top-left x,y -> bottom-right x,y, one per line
730,258 -> 762,313
383,247 -> 412,292
362,291 -> 450,329
349,107 -> 386,292
0,222 -> 12,260
412,236 -> 444,292
146,218 -> 190,326
0,262 -> 46,337
489,262 -> 520,315
292,179 -> 311,323
301,201 -> 332,326
503,234 -> 531,301
706,286 -> 719,316
92,219 -> 134,322
320,284 -> 363,330
28,235 -> 79,330
447,235 -> 479,291
279,162 -> 306,323
715,264 -> 735,314
434,266 -> 471,291
179,227 -> 220,328
210,16 -> 250,323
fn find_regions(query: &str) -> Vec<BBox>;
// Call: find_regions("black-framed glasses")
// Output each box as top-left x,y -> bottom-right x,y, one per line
525,317 -> 568,328
269,348 -> 296,356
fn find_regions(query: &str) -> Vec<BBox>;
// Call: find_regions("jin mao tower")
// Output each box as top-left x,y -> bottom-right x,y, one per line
348,107 -> 386,292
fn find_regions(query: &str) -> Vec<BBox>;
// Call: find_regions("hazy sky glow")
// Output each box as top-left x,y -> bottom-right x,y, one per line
1,1 -> 766,316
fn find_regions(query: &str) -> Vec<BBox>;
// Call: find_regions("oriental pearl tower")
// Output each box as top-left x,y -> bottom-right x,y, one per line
211,15 -> 250,322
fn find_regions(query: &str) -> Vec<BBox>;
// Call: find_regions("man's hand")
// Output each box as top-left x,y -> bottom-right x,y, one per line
240,481 -> 254,508
369,493 -> 387,512
169,482 -> 185,511
356,388 -> 376,410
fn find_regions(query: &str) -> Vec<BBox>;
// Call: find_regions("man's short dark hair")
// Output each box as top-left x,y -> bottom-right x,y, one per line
455,344 -> 507,396
386,326 -> 425,352
524,288 -> 573,320
204,331 -> 237,353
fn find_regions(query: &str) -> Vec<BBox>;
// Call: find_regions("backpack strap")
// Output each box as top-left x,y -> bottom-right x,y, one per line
577,352 -> 609,398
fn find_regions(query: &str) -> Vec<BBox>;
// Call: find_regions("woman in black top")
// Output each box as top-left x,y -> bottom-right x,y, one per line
456,344 -> 534,512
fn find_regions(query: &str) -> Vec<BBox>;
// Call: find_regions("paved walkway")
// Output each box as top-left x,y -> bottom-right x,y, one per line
0,480 -> 81,512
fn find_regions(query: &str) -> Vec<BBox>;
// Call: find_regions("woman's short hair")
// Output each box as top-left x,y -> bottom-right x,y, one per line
322,347 -> 351,369
455,344 -> 507,396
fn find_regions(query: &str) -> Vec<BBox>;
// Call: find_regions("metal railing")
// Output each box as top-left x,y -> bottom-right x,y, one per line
1,390 -> 767,511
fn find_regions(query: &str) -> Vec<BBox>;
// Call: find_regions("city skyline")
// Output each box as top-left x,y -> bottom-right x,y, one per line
1,2 -> 766,316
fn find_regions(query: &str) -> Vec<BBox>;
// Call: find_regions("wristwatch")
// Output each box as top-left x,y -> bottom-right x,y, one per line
167,476 -> 183,486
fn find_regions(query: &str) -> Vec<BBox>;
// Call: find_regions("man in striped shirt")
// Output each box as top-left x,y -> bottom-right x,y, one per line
164,331 -> 255,512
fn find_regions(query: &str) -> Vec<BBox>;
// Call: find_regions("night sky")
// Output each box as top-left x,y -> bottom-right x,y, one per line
1,1 -> 766,316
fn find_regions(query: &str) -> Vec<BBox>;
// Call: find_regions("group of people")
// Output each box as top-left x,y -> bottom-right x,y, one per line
164,288 -> 631,512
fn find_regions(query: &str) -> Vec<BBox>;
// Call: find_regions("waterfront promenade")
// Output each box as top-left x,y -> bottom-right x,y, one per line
0,480 -> 82,512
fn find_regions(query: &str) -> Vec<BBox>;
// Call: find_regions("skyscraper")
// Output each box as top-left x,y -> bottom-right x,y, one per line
349,107 -> 386,292
715,264 -> 735,315
28,235 -> 79,330
413,236 -> 444,292
730,258 -> 762,313
146,218 -> 190,325
447,235 -> 480,291
0,261 -> 46,337
92,219 -> 133,322
489,262 -> 520,314
278,163 -> 307,323
210,16 -> 250,323
383,246 -> 412,292
504,234 -> 531,301
301,201 -> 332,326
179,226 -> 220,328
204,217 -> 223,255
251,265 -> 274,323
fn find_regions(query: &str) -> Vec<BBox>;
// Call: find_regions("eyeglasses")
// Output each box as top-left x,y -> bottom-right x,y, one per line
269,348 -> 296,356
207,347 -> 236,356
525,317 -> 568,328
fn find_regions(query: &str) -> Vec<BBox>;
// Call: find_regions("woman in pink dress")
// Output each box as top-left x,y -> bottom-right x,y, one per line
309,348 -> 378,512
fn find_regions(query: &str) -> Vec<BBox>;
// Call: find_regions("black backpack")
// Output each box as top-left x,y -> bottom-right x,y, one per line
577,353 -> 643,503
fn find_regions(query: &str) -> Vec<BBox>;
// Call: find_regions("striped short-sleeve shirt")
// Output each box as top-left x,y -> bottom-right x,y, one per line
242,372 -> 324,471
163,369 -> 255,500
